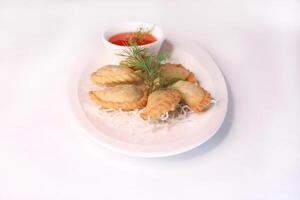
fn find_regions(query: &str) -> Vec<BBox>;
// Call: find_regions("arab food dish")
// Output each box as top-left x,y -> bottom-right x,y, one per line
88,26 -> 214,128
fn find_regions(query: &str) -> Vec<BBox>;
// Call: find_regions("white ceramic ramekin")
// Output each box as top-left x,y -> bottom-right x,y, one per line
102,22 -> 164,63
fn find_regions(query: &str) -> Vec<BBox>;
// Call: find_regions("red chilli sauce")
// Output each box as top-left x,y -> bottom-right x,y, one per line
108,32 -> 156,46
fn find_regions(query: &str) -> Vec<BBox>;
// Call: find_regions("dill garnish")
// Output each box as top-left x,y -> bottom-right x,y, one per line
118,45 -> 168,93
127,26 -> 154,46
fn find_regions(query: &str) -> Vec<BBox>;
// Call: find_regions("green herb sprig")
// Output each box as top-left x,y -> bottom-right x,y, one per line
118,45 -> 168,93
127,26 -> 154,46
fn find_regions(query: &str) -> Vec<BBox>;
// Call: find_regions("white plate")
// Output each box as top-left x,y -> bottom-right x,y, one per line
70,38 -> 228,158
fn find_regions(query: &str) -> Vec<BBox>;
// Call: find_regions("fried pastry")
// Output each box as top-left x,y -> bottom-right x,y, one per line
89,84 -> 147,111
90,65 -> 140,85
170,80 -> 212,112
140,89 -> 181,120
160,63 -> 198,85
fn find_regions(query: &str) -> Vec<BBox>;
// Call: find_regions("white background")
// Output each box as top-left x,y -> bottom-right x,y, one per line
1,0 -> 300,199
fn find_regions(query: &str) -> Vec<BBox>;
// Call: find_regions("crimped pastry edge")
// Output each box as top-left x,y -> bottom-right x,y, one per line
90,71 -> 140,85
89,87 -> 148,111
188,88 -> 212,112
140,89 -> 182,120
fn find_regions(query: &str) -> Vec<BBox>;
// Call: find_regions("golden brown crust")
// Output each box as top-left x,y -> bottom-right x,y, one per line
161,63 -> 182,68
89,85 -> 148,111
189,89 -> 212,112
186,72 -> 198,84
140,89 -> 181,120
170,80 -> 212,112
160,63 -> 198,85
90,65 -> 140,85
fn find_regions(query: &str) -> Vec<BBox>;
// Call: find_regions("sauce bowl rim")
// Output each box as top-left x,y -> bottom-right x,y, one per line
101,21 -> 165,49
